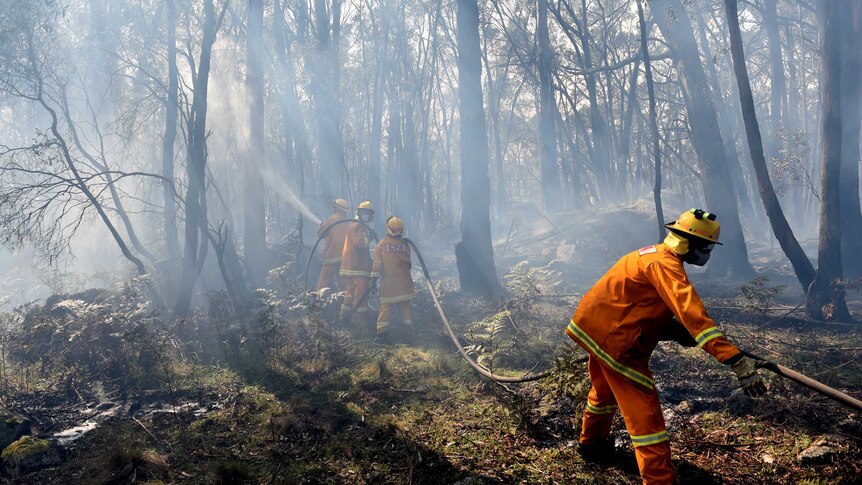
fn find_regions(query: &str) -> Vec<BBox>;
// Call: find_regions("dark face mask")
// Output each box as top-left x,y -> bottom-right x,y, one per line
359,211 -> 374,223
684,242 -> 715,266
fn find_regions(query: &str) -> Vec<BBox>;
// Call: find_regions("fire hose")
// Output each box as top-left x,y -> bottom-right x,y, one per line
743,351 -> 862,413
303,218 -> 378,323
304,223 -> 862,404
303,220 -> 563,382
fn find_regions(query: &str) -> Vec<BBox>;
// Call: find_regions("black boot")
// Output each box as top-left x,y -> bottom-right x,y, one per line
374,331 -> 392,345
577,437 -> 615,465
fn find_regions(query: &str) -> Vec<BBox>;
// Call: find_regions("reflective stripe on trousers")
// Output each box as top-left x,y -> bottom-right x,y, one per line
580,354 -> 674,484
377,301 -> 412,334
339,276 -> 370,318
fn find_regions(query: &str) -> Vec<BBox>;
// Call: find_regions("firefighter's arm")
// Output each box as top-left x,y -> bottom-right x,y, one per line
317,220 -> 328,238
659,316 -> 697,347
644,261 -> 741,363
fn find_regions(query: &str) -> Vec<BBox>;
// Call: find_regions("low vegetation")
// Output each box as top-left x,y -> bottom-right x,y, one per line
0,263 -> 860,483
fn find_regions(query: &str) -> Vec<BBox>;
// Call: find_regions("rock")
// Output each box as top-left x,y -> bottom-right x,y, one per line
1,436 -> 62,475
797,440 -> 836,465
0,413 -> 31,450
454,475 -> 498,485
676,400 -> 693,414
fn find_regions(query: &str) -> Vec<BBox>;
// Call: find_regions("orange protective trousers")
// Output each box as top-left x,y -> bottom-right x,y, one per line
376,301 -> 412,335
339,276 -> 370,321
580,354 -> 675,484
316,264 -> 341,291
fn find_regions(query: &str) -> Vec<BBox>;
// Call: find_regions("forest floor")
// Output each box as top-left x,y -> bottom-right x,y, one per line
1,204 -> 861,483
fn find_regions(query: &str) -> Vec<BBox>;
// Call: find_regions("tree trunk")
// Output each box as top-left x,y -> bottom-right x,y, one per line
839,2 -> 862,279
162,0 -> 181,266
764,0 -> 786,160
805,0 -> 852,321
637,0 -> 664,243
273,0 -> 312,225
313,0 -> 346,210
651,0 -> 754,278
455,0 -> 502,296
176,0 -> 221,317
368,2 -> 388,220
245,0 -> 269,288
536,0 -> 560,212
724,0 -> 815,292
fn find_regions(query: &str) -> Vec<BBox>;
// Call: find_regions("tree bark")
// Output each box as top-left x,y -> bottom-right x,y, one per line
162,0 -> 181,266
651,0 -> 754,278
313,0 -> 346,210
839,2 -> 862,279
637,0 -> 664,243
764,0 -> 786,160
245,0 -> 269,288
724,0 -> 815,292
805,0 -> 851,321
176,0 -> 222,317
455,0 -> 502,296
536,0 -> 560,211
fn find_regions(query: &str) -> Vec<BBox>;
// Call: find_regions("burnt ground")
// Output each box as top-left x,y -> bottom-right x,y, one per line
1,204 -> 861,484
1,271 -> 861,484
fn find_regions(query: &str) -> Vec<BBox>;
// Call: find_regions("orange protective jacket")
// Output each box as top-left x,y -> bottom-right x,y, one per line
339,220 -> 372,277
566,243 -> 740,390
371,235 -> 416,303
317,213 -> 349,265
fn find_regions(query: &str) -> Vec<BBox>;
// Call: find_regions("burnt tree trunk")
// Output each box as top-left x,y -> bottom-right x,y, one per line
536,0 -> 560,211
637,0 -> 664,243
839,2 -> 862,279
806,0 -> 852,321
245,0 -> 269,288
724,0 -> 815,292
176,1 -> 222,317
764,0 -> 786,161
312,0 -> 346,209
455,0 -> 502,296
162,0 -> 181,266
651,0 -> 754,278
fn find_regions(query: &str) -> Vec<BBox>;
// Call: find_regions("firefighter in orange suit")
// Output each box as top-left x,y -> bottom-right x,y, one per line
339,201 -> 375,325
566,209 -> 767,484
370,216 -> 416,343
316,198 -> 350,291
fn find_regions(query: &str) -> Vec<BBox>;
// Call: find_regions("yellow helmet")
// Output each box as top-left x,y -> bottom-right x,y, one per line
357,201 -> 374,213
664,208 -> 722,244
333,198 -> 349,212
386,216 -> 405,237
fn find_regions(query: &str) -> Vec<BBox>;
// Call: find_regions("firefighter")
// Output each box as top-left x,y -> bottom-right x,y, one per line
338,201 -> 375,326
566,209 -> 767,484
370,216 -> 416,344
315,198 -> 350,291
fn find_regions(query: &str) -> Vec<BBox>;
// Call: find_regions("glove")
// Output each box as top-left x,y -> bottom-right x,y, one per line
729,356 -> 767,397
370,278 -> 379,295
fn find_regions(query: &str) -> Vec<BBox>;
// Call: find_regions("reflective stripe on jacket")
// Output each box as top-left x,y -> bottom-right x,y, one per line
567,243 -> 740,387
317,213 -> 349,265
371,235 -> 416,301
339,221 -> 372,277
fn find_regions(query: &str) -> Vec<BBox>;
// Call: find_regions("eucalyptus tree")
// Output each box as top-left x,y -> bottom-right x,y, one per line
0,1 -> 165,305
649,0 -> 754,278
805,0 -> 851,321
724,0 -> 815,293
455,0 -> 502,296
